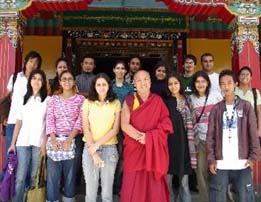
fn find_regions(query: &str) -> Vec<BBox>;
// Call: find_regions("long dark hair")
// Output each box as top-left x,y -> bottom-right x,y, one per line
191,71 -> 211,97
152,60 -> 168,81
23,69 -> 47,105
87,73 -> 116,102
50,58 -> 68,94
166,73 -> 185,97
23,51 -> 42,73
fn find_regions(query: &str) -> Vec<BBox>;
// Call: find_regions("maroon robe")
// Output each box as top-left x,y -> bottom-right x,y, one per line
121,94 -> 173,202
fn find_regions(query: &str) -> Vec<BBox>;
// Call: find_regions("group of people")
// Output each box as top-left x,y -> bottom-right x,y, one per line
2,50 -> 261,202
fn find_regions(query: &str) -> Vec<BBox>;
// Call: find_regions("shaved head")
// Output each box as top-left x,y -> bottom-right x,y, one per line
133,70 -> 150,81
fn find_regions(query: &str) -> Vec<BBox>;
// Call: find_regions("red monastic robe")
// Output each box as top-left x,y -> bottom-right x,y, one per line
121,94 -> 173,202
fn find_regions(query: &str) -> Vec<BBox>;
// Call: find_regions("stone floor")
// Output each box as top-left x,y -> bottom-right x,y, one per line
73,178 -> 261,202
75,192 -> 200,202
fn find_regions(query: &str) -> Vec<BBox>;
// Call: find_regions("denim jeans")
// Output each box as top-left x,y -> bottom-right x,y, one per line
13,146 -> 40,202
82,144 -> 119,202
4,124 -> 15,165
46,157 -> 76,202
209,167 -> 255,202
168,174 -> 191,202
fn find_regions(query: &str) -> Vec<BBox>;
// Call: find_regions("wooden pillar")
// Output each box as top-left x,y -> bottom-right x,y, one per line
0,11 -> 24,169
231,16 -> 261,90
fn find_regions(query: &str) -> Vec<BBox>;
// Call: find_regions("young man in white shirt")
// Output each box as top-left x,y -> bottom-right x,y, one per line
207,69 -> 260,202
201,53 -> 221,93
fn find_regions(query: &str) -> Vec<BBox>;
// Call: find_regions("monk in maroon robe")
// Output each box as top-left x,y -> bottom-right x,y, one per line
121,70 -> 173,202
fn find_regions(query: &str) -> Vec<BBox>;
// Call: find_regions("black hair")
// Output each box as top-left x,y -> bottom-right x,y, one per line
152,60 -> 168,81
113,60 -> 126,69
129,56 -> 140,63
81,55 -> 95,64
87,73 -> 116,102
219,69 -> 237,83
166,73 -> 185,97
55,58 -> 68,70
59,70 -> 76,81
23,69 -> 47,105
191,71 -> 211,96
201,53 -> 214,62
183,54 -> 197,65
23,51 -> 42,73
238,66 -> 252,77
50,58 -> 69,94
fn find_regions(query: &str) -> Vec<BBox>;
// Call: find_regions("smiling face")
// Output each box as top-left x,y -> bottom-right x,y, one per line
95,78 -> 109,98
31,73 -> 43,94
239,69 -> 252,85
155,66 -> 167,81
195,76 -> 209,96
129,58 -> 141,74
113,63 -> 127,80
201,55 -> 214,73
168,76 -> 181,97
184,58 -> 195,74
134,71 -> 151,95
59,72 -> 75,91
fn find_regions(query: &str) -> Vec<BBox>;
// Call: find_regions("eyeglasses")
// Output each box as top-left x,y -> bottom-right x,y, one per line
60,78 -> 74,82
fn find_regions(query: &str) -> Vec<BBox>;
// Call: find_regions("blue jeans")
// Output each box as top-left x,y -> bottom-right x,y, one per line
13,146 -> 40,202
82,144 -> 118,202
168,174 -> 191,202
4,124 -> 15,164
46,157 -> 76,202
209,167 -> 255,202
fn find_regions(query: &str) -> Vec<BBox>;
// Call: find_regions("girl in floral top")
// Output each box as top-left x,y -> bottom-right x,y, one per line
46,70 -> 85,202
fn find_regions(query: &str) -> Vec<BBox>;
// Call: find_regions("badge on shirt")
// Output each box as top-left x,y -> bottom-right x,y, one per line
237,109 -> 243,117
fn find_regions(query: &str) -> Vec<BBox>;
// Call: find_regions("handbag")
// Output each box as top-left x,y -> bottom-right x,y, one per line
0,94 -> 11,124
46,136 -> 76,161
27,157 -> 46,202
46,96 -> 76,161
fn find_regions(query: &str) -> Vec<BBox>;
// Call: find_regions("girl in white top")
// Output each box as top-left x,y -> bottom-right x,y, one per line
8,69 -> 48,202
235,66 -> 261,136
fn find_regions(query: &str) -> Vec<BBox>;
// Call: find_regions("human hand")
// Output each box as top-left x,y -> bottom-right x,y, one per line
50,138 -> 59,152
40,143 -> 46,157
63,137 -> 72,151
137,132 -> 146,144
245,160 -> 254,170
209,163 -> 217,174
88,143 -> 100,155
8,144 -> 16,153
92,153 -> 105,168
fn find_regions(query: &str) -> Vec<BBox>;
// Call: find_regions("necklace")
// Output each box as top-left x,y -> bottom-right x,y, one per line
225,99 -> 238,142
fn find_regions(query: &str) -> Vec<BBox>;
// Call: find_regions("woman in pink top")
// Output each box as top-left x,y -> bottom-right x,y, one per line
46,70 -> 85,202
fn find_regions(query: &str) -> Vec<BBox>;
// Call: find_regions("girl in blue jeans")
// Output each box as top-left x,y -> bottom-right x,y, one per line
82,73 -> 120,202
45,70 -> 85,202
8,69 -> 48,202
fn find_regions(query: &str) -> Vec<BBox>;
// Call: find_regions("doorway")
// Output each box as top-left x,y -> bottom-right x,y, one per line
74,39 -> 174,79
